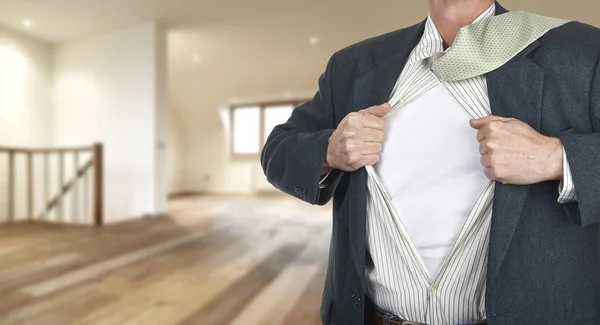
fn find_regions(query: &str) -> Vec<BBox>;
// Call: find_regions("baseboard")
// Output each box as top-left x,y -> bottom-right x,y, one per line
167,191 -> 204,199
167,190 -> 286,199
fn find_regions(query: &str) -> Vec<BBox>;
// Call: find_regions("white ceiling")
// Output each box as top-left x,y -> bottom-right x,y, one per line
0,0 -> 422,43
0,0 -> 597,44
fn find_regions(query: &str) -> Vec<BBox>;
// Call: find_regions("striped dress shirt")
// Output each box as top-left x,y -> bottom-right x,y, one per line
363,3 -> 578,324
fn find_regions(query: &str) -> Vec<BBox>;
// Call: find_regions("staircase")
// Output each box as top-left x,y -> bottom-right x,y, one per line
0,143 -> 104,226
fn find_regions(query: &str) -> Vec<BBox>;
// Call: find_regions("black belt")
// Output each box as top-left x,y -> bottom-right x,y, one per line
365,296 -> 487,325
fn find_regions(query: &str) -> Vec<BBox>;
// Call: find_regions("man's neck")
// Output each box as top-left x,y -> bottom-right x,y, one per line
429,0 -> 495,49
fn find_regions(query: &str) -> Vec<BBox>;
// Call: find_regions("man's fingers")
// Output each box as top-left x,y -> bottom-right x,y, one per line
362,142 -> 383,155
359,129 -> 385,142
350,103 -> 390,130
469,115 -> 509,129
362,154 -> 381,167
360,113 -> 385,130
479,141 -> 488,155
476,129 -> 487,142
484,167 -> 495,181
480,154 -> 490,168
363,103 -> 391,118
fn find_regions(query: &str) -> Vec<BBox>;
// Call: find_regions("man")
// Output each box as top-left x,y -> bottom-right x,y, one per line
261,0 -> 600,324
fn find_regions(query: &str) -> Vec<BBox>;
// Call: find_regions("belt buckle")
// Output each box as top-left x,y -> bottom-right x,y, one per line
375,308 -> 426,325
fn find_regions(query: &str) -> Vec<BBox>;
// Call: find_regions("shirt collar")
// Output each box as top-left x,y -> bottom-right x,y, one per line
407,2 -> 496,64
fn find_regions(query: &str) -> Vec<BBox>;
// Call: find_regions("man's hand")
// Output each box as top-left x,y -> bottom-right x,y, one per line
470,115 -> 564,185
323,103 -> 390,172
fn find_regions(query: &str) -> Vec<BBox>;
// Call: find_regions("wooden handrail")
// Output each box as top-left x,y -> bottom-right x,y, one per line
0,146 -> 94,154
1,143 -> 103,227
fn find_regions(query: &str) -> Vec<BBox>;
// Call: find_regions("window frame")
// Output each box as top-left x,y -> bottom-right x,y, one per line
229,99 -> 310,158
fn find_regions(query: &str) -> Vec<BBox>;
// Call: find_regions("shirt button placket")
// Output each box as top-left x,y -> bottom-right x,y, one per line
428,283 -> 438,323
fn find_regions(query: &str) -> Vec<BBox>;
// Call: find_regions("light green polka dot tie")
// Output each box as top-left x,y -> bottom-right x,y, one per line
430,11 -> 571,82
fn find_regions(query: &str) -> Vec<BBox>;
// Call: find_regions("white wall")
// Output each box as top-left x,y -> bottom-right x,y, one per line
53,22 -> 168,223
167,104 -> 186,194
0,26 -> 52,221
168,22 -> 329,195
0,27 -> 51,147
154,25 -> 169,212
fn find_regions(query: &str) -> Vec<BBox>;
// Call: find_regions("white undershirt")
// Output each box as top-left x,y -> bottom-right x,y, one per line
376,83 -> 489,277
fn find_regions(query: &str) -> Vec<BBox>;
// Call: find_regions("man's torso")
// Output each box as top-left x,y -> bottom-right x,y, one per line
319,6 -> 600,325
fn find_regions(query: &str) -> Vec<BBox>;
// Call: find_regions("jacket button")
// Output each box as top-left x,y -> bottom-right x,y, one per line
352,295 -> 362,306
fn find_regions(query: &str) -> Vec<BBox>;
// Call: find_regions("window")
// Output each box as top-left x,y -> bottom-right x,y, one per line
230,100 -> 307,156
232,106 -> 261,155
263,105 -> 294,143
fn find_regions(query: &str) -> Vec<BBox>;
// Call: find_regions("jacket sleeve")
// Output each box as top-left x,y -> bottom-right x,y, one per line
261,53 -> 345,205
558,54 -> 600,227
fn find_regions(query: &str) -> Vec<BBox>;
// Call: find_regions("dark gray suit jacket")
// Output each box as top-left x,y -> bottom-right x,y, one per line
261,2 -> 600,324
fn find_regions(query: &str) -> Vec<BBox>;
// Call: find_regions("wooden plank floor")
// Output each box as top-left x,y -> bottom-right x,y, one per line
0,196 -> 331,325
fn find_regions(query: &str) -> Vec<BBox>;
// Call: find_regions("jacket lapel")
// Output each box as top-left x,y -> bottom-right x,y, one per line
349,21 -> 425,280
353,21 -> 426,110
486,40 -> 545,283
495,1 -> 508,16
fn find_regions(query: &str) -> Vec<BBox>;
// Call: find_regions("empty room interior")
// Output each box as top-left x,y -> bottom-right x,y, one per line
0,0 -> 598,324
